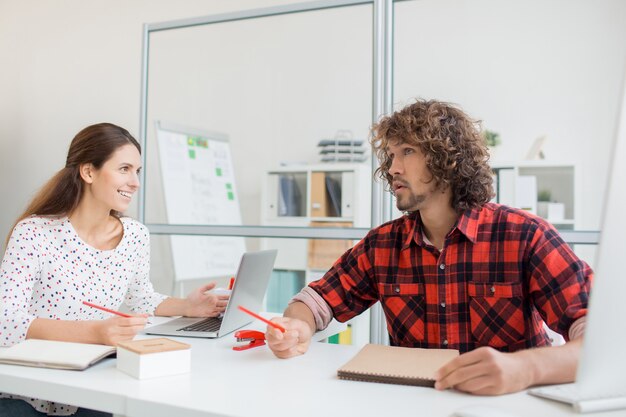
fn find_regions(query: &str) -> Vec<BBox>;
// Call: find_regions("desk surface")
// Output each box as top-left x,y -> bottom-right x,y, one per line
0,318 -> 624,417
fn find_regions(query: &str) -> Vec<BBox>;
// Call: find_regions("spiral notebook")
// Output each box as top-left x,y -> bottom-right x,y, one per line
337,344 -> 459,387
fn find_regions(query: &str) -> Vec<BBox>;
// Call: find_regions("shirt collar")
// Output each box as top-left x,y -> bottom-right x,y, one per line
403,207 -> 481,249
452,207 -> 480,243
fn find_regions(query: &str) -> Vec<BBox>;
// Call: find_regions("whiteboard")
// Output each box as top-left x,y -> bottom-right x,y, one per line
156,122 -> 246,281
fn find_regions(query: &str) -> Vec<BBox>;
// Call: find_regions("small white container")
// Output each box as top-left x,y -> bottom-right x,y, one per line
537,202 -> 565,222
116,338 -> 190,379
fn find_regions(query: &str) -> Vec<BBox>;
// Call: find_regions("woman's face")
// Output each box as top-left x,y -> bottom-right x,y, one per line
87,144 -> 141,213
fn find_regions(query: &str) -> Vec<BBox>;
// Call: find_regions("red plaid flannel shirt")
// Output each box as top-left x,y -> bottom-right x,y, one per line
309,203 -> 592,353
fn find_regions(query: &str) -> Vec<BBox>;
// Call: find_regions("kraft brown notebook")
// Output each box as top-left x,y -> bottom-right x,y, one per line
337,343 -> 459,387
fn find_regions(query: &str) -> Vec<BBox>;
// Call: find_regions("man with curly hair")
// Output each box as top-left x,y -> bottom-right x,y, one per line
266,99 -> 591,395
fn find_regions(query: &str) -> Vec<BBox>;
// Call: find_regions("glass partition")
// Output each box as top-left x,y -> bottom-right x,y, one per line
142,3 -> 374,230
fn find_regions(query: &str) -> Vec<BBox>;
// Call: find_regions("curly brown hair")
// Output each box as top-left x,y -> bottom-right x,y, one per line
371,99 -> 494,211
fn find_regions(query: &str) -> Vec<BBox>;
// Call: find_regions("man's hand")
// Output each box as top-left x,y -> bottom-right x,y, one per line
265,316 -> 313,359
434,346 -> 534,395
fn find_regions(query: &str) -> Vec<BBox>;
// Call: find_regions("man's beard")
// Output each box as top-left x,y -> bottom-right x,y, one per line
395,190 -> 426,211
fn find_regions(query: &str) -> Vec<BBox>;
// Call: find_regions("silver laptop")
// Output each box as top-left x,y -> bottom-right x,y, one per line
528,74 -> 626,413
146,249 -> 277,338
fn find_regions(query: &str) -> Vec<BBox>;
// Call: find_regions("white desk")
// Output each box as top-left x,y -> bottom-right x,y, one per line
1,320 -> 625,417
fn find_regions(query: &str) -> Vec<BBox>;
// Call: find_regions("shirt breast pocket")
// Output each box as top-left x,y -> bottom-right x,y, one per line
378,283 -> 425,345
467,282 -> 526,350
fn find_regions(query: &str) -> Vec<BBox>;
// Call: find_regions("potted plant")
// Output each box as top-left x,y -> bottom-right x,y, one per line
537,189 -> 565,222
483,129 -> 501,160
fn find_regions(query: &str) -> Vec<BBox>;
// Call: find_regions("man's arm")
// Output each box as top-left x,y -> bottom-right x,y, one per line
434,221 -> 589,395
434,337 -> 582,395
284,300 -> 317,332
266,301 -> 316,359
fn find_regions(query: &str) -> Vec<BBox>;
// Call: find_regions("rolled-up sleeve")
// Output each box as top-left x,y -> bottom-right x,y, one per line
307,231 -> 380,323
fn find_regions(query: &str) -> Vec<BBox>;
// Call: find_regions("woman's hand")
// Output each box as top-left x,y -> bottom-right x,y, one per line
92,315 -> 148,346
184,282 -> 230,318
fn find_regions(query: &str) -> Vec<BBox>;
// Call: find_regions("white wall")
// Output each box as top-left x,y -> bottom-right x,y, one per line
1,0 -> 625,294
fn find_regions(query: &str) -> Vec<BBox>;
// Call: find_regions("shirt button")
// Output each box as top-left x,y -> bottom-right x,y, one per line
440,302 -> 446,308
439,263 -> 445,270
394,286 -> 400,294
443,339 -> 449,346
490,286 -> 496,294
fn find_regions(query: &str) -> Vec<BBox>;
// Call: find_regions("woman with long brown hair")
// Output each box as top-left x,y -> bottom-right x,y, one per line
0,123 -> 229,416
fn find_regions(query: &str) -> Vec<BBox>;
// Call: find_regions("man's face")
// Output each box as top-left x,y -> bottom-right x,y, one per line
386,139 -> 436,211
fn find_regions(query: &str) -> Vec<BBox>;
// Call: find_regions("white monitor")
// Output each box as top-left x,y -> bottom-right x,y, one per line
575,74 -> 626,395
529,71 -> 626,413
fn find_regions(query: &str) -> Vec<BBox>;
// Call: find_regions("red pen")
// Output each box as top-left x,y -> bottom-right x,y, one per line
238,305 -> 286,333
82,301 -> 131,318
228,277 -> 235,290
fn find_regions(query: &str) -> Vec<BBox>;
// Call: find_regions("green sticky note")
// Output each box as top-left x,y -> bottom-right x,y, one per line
188,149 -> 196,159
227,192 -> 234,201
216,168 -> 222,176
226,183 -> 232,190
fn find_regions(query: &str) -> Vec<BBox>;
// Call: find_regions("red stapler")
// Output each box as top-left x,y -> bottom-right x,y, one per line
233,329 -> 266,351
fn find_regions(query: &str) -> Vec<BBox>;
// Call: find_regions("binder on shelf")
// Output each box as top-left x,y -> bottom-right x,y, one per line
310,172 -> 328,217
340,172 -> 354,218
328,333 -> 340,344
338,325 -> 352,344
278,174 -> 303,217
327,325 -> 352,345
325,175 -> 342,217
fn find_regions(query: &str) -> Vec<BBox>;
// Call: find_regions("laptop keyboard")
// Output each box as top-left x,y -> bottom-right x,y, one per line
177,317 -> 222,332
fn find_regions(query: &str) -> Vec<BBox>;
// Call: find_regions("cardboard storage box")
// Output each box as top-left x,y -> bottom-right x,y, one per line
307,222 -> 354,270
116,338 -> 190,379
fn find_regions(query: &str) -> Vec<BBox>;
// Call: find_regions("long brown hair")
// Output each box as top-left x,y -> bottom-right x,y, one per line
371,99 -> 494,211
7,123 -> 140,244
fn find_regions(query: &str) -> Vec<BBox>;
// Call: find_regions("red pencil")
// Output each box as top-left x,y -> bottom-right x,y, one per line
238,305 -> 286,333
82,301 -> 131,318
228,277 -> 235,290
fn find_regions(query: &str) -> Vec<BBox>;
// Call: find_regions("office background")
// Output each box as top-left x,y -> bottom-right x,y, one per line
1,0 -> 625,300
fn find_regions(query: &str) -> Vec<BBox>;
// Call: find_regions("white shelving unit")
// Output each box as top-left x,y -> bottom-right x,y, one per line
491,161 -> 576,229
260,163 -> 372,347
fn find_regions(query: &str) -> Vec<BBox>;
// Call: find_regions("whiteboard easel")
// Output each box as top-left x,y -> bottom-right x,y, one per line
155,121 -> 246,294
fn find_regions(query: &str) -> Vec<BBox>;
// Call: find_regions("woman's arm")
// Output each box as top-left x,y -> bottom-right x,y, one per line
26,316 -> 148,346
154,282 -> 229,317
